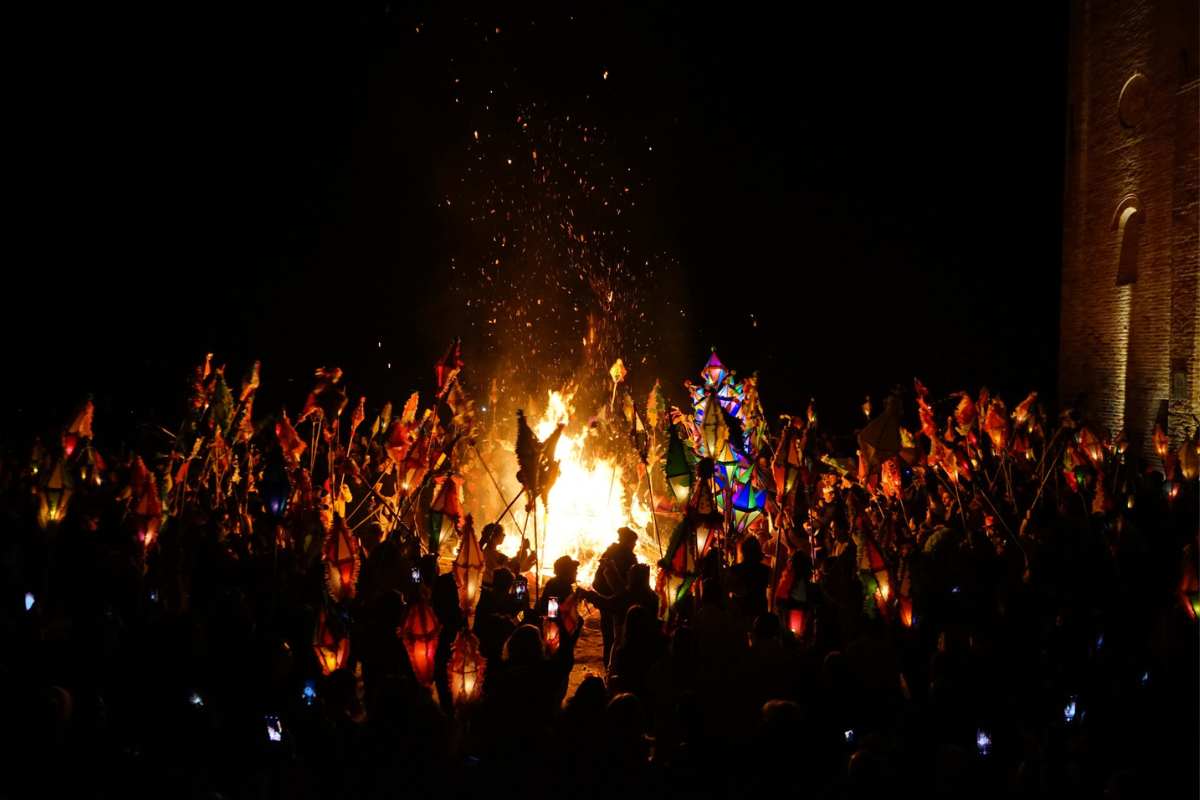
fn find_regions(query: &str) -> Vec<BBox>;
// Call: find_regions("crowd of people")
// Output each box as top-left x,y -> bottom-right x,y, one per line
0,354 -> 1197,799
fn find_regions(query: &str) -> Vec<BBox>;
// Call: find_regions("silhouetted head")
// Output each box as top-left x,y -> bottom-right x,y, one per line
553,555 -> 580,582
627,562 -> 651,590
617,526 -> 638,548
492,567 -> 514,594
481,523 -> 505,549
739,535 -> 764,564
503,624 -> 544,666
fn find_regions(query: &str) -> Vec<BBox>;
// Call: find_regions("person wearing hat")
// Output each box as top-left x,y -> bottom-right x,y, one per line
537,554 -> 581,618
594,526 -> 639,665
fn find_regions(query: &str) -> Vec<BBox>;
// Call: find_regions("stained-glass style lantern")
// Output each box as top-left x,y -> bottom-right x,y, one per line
314,609 -> 350,675
453,516 -> 485,621
37,459 -> 73,531
664,426 -> 694,504
448,630 -> 486,706
400,599 -> 441,685
880,458 -> 902,500
324,515 -> 360,603
700,393 -> 728,459
700,351 -> 727,388
731,482 -> 766,534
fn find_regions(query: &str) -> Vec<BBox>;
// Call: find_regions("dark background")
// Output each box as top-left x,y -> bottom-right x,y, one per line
6,1 -> 1068,444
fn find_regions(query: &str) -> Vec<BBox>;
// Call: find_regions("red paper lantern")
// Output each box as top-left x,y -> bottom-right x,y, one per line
786,608 -> 808,637
314,609 -> 350,675
323,515 -> 360,603
453,515 -> 485,621
448,630 -> 487,706
400,599 -> 441,685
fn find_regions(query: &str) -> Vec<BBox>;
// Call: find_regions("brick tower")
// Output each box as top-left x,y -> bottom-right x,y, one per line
1059,0 -> 1200,458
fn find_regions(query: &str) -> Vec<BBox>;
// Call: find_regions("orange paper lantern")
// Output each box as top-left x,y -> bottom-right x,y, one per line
323,515 -> 360,603
452,515 -> 485,621
786,608 -> 808,637
314,609 -> 350,675
400,599 -> 441,685
448,630 -> 487,706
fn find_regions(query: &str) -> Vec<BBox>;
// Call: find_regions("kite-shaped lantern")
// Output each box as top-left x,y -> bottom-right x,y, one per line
314,609 -> 350,675
448,630 -> 487,706
323,515 -> 360,603
400,599 -> 441,685
453,515 -> 485,621
428,474 -> 463,553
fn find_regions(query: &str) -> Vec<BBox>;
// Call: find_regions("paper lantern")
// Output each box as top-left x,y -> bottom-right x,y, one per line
323,515 -> 360,603
428,474 -> 463,554
314,609 -> 350,675
453,516 -> 485,620
1153,423 -> 1169,460
861,539 -> 891,618
700,351 -> 727,388
700,393 -> 728,459
542,616 -> 562,655
773,420 -> 804,499
664,426 -> 695,504
447,630 -> 487,706
786,608 -> 808,637
1180,433 -> 1199,481
731,482 -> 766,534
898,597 -> 914,628
37,459 -> 73,531
400,599 -> 441,685
1078,427 -> 1104,466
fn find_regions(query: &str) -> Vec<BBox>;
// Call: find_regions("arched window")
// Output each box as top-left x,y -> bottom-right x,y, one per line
1112,195 -> 1143,286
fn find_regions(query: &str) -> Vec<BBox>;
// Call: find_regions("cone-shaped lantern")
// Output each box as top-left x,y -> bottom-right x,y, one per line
130,457 -> 162,547
700,351 -> 727,388
400,599 -> 441,685
314,609 -> 350,675
861,538 -> 892,617
453,515 -> 485,622
1078,426 -> 1105,467
428,474 -> 463,554
324,515 -> 360,603
1179,430 -> 1199,481
700,393 -> 728,459
772,419 -> 804,499
664,425 -> 695,504
448,630 -> 487,706
37,459 -> 73,531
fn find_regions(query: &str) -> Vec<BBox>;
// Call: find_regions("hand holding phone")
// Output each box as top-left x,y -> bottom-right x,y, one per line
976,728 -> 992,757
547,597 -> 559,619
265,714 -> 283,742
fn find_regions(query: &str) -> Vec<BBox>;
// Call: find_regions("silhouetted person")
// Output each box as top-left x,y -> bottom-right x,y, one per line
593,527 -> 639,664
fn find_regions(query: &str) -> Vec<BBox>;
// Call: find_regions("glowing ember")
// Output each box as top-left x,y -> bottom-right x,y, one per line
497,390 -> 653,584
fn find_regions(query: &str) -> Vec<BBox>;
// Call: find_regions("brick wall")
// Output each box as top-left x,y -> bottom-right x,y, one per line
1059,0 -> 1200,461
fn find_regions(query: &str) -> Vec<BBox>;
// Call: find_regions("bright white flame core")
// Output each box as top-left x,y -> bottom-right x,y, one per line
500,390 -> 653,584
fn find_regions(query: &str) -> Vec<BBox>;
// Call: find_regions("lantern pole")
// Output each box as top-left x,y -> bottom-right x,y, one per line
532,503 -> 541,608
470,442 -> 525,531
768,511 -> 784,613
642,467 -> 663,558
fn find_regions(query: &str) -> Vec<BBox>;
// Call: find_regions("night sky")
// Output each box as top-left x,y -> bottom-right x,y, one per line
7,1 -> 1068,443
